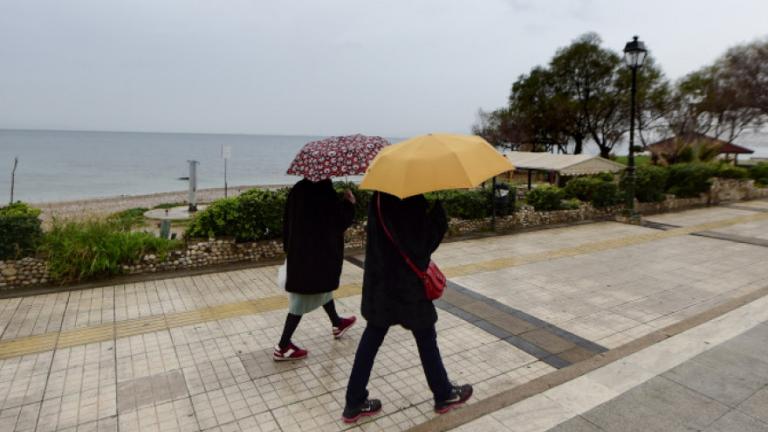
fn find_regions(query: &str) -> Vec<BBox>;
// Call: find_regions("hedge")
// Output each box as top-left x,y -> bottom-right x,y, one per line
621,165 -> 669,203
716,164 -> 749,179
0,203 -> 43,260
564,176 -> 622,208
665,163 -> 719,198
186,188 -> 289,241
427,189 -> 493,220
750,163 -> 768,186
526,185 -> 564,211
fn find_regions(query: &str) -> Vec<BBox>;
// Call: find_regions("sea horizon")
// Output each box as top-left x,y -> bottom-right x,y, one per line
1,129 -> 379,203
1,128 -> 766,204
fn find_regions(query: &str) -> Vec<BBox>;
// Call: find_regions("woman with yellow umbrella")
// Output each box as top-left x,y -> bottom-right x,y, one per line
342,134 -> 513,423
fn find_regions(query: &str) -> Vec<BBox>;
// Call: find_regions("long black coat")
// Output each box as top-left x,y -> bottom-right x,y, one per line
283,179 -> 355,294
361,192 -> 448,330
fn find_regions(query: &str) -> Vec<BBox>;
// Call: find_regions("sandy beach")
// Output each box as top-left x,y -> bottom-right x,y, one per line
34,184 -> 291,222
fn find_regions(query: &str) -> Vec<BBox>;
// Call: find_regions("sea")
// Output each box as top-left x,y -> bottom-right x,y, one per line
0,129 -> 766,204
0,129 -> 404,203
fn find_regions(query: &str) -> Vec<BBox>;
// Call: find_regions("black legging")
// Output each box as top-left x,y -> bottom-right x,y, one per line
278,300 -> 341,349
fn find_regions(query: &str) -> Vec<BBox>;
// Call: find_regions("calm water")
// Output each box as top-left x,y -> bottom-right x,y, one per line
0,129 -> 766,203
0,130 -> 402,203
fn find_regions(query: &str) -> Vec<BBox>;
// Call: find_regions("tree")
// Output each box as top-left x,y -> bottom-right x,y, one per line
718,38 -> 768,116
508,67 -> 578,153
631,57 -> 672,147
472,108 -> 522,150
549,33 -> 625,158
473,33 -> 669,158
665,38 -> 767,142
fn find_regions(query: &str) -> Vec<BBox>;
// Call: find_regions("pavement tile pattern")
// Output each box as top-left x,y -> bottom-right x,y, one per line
0,200 -> 766,431
547,321 -> 768,432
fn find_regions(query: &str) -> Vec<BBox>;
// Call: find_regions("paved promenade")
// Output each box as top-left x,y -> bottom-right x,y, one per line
1,200 -> 767,431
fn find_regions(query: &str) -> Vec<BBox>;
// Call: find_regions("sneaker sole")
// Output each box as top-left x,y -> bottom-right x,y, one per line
341,408 -> 381,424
435,389 -> 473,414
333,319 -> 357,339
272,353 -> 307,362
435,401 -> 466,414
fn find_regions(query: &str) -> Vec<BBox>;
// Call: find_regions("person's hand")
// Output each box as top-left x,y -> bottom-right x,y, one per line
344,190 -> 357,204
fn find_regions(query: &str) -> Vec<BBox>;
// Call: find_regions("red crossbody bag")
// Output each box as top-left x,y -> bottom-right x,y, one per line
376,194 -> 446,300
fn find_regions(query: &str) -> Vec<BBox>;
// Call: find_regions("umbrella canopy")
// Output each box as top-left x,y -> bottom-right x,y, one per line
360,133 -> 514,198
287,134 -> 389,182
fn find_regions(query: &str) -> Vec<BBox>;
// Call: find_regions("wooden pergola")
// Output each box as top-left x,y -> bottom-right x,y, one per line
647,133 -> 754,164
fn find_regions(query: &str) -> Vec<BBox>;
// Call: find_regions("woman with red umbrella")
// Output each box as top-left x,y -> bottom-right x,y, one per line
274,135 -> 388,361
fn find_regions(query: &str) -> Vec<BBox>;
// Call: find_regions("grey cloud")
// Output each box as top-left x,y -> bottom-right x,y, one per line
0,0 -> 766,136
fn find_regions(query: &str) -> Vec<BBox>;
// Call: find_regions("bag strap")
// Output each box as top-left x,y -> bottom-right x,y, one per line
376,193 -> 425,279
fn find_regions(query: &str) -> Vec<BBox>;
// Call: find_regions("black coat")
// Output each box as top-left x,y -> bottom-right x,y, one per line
283,179 -> 355,294
361,192 -> 448,330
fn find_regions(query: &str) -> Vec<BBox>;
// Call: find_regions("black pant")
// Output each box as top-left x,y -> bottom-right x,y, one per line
345,323 -> 452,407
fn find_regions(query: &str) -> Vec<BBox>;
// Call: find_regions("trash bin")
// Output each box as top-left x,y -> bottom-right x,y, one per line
493,182 -> 514,216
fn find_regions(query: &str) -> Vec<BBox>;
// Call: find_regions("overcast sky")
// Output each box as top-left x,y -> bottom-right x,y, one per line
1,0 -> 766,137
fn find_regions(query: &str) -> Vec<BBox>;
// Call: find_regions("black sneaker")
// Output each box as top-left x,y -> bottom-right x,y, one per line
435,384 -> 473,413
341,399 -> 382,424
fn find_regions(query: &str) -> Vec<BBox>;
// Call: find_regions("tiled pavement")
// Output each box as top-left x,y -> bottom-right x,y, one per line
553,320 -> 768,432
0,200 -> 767,431
454,298 -> 768,432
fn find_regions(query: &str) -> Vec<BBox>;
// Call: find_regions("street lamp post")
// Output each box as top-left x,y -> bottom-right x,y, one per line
623,35 -> 647,222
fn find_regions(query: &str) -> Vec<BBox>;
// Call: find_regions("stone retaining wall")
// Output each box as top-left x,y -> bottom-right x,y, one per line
0,258 -> 48,290
2,179 -> 766,292
710,178 -> 768,203
636,195 -> 709,214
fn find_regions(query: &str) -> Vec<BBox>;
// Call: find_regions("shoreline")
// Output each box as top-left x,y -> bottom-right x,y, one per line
34,184 -> 292,222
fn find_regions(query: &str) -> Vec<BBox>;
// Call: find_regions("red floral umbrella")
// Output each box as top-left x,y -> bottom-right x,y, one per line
286,134 -> 389,182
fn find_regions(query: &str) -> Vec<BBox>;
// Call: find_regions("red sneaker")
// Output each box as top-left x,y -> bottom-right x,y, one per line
272,343 -> 308,361
333,316 -> 357,339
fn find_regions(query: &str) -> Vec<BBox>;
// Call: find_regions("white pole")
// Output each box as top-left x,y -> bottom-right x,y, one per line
222,145 -> 231,198
188,160 -> 198,212
10,157 -> 18,204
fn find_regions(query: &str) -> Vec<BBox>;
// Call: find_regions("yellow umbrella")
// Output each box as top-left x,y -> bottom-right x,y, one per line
360,133 -> 514,198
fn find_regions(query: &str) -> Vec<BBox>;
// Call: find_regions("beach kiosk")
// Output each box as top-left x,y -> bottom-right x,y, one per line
502,151 -> 626,190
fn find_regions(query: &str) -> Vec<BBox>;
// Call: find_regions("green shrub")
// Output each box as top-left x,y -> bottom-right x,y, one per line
749,163 -> 768,186
427,189 -> 492,220
563,177 -> 601,202
665,163 -> 718,197
593,172 -> 615,182
561,198 -> 582,210
621,165 -> 669,203
186,197 -> 239,239
715,164 -> 749,179
526,185 -> 564,211
564,176 -> 622,208
41,219 -> 179,282
336,183 -> 496,222
107,207 -> 148,230
590,182 -> 623,208
0,203 -> 43,259
236,189 -> 289,240
186,188 -> 288,241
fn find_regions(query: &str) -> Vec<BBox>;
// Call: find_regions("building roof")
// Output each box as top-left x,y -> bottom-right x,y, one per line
648,133 -> 755,155
502,151 -> 626,176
